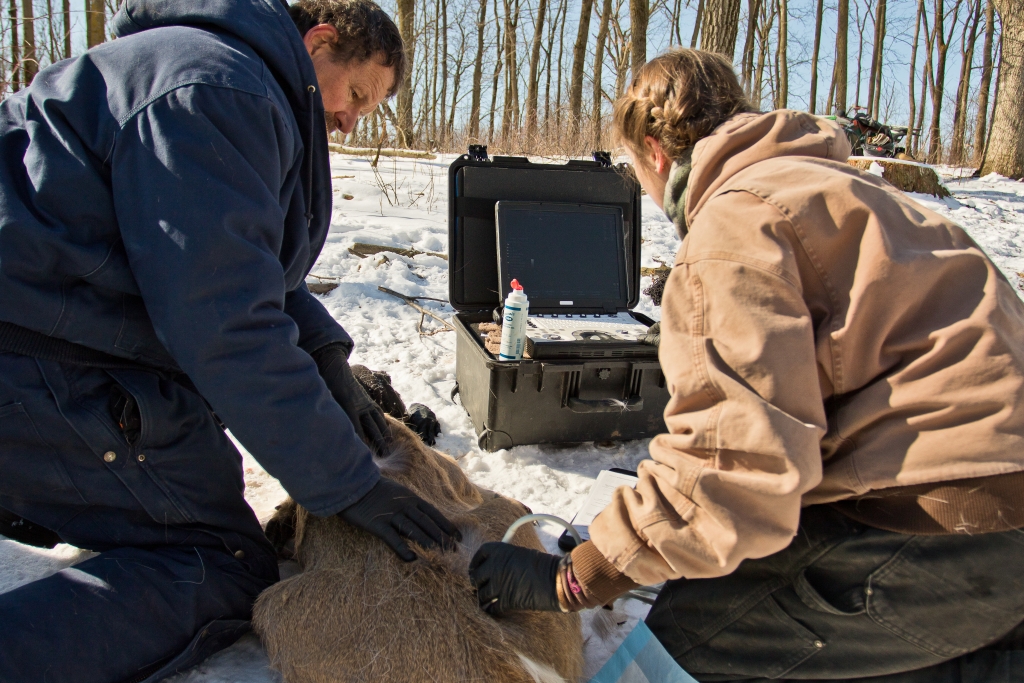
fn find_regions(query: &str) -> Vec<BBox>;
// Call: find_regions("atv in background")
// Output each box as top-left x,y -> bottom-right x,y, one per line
829,107 -> 917,159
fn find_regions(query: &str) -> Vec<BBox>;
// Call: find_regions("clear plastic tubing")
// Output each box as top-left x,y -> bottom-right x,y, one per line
498,279 -> 529,361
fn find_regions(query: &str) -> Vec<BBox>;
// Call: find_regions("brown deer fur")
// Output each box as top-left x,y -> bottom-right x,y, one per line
253,417 -> 584,683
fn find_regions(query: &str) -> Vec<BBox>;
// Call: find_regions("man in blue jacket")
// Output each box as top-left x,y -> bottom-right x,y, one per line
0,0 -> 460,680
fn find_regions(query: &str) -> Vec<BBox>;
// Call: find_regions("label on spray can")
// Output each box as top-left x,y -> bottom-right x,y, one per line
498,279 -> 529,361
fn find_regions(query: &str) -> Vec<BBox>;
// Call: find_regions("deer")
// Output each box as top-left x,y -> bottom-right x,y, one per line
253,415 -> 584,683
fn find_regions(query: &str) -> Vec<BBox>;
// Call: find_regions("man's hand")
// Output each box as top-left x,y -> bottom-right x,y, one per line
640,321 -> 661,348
469,542 -> 561,615
312,345 -> 390,456
339,478 -> 462,562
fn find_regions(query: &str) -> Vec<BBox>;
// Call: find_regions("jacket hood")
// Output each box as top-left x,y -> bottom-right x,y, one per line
680,110 -> 851,228
112,0 -> 331,244
113,0 -> 317,105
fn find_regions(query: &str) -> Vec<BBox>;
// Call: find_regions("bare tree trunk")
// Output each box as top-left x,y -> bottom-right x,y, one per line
927,0 -> 962,163
500,0 -> 519,140
439,0 -> 449,143
62,0 -> 69,59
982,0 -> 1023,177
395,0 -> 416,146
867,0 -> 886,116
46,0 -> 56,65
568,0 -> 595,138
871,0 -> 886,117
86,0 -> 103,48
554,0 -> 567,133
543,0 -> 555,132
914,12 -> 933,157
853,4 -> 867,108
10,0 -> 19,92
630,0 -> 648,73
775,0 -> 787,108
593,0 -> 612,147
430,0 -> 440,143
690,0 -> 704,47
754,0 -> 773,104
834,0 -> 849,113
469,0 -> 488,139
669,0 -> 683,44
487,0 -> 503,141
22,0 -> 35,84
808,0 -> 824,112
525,0 -> 548,139
447,23 -> 467,139
741,0 -> 761,92
907,0 -> 923,149
950,0 -> 981,163
973,0 -> 995,165
699,0 -> 742,56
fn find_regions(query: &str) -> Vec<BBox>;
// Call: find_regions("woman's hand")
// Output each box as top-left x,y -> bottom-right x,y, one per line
469,542 -> 562,615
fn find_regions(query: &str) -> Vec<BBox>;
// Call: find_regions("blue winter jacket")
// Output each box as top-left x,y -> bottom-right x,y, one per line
0,0 -> 379,516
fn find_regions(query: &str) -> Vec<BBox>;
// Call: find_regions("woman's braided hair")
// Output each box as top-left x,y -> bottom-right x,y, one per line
613,48 -> 755,164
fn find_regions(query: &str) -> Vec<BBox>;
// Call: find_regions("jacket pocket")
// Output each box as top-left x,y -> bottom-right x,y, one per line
680,591 -> 825,678
0,402 -> 88,518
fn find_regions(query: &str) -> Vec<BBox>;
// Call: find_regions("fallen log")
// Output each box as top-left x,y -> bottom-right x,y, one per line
846,157 -> 951,198
327,143 -> 437,160
307,282 -> 338,295
348,242 -> 448,261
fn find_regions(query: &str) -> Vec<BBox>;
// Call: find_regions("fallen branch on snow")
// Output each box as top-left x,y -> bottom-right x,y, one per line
327,143 -> 437,160
377,286 -> 455,336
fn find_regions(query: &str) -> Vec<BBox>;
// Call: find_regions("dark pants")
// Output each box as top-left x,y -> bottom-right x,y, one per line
647,505 -> 1024,682
0,353 -> 279,683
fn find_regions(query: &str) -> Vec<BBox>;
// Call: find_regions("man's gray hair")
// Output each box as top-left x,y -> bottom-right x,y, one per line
289,0 -> 405,98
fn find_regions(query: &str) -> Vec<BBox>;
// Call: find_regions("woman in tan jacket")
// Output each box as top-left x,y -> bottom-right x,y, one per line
470,49 -> 1024,681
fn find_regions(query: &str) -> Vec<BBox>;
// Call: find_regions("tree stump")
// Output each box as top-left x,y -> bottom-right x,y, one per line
847,157 -> 951,198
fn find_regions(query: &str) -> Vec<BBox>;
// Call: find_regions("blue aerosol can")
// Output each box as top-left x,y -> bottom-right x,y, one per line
498,279 -> 529,361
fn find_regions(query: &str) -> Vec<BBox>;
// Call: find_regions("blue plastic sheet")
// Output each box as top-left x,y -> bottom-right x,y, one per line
589,620 -> 698,683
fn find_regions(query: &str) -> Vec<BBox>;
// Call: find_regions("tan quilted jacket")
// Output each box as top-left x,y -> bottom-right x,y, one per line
590,110 -> 1024,586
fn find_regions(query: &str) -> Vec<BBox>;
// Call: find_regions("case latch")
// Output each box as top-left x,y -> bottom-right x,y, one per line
468,145 -> 489,162
592,151 -> 612,167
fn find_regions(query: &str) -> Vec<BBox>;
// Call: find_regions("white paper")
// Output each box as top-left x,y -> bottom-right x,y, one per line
571,470 -> 639,540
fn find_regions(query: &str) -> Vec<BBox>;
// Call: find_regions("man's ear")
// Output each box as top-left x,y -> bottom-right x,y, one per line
303,24 -> 340,57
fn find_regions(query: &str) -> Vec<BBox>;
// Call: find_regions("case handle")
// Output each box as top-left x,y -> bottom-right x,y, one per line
566,397 -> 644,413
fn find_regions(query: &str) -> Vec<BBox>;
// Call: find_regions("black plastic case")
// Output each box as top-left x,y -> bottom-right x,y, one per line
448,149 -> 670,451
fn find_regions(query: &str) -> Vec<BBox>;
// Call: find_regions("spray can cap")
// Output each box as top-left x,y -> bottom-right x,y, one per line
510,279 -> 523,291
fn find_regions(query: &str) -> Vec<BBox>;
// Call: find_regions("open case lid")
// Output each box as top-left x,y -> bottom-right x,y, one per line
448,151 -> 642,314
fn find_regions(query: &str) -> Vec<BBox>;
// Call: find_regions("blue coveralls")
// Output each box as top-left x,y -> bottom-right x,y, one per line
0,0 -> 382,679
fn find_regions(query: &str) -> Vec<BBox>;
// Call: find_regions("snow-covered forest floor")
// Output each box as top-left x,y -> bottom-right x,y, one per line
1,154 -> 1022,682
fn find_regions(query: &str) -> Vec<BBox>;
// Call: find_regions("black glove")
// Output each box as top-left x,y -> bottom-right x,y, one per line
351,365 -> 407,419
312,345 -> 390,456
339,478 -> 462,562
469,542 -> 561,615
640,321 -> 661,348
405,403 -> 441,445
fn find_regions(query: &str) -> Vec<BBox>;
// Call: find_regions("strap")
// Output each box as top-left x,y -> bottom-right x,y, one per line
0,320 -> 174,373
454,196 -> 497,220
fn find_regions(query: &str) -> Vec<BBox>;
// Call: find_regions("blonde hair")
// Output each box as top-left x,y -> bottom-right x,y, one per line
613,48 -> 755,164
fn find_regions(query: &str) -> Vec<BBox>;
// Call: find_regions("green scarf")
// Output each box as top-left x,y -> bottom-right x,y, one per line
661,148 -> 693,241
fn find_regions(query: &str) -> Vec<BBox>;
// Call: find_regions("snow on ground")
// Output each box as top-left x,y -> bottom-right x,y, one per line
1,154 -> 1022,682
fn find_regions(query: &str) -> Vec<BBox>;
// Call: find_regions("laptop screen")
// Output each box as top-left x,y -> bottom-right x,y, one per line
495,201 -> 628,310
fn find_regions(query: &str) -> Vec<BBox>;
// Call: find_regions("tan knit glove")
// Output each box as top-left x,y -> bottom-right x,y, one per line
556,541 -> 640,612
